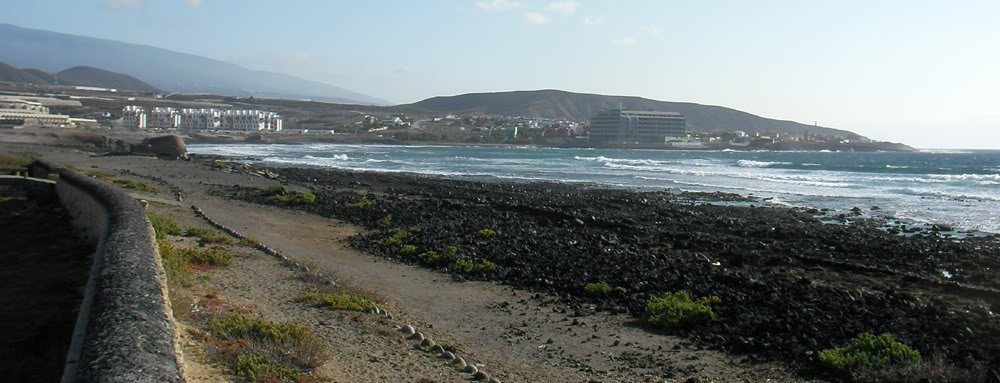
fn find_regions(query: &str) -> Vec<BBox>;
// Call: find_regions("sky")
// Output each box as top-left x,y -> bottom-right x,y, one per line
3,0 -> 999,149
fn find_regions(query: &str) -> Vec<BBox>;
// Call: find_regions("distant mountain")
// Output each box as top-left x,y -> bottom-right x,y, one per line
0,23 -> 388,105
409,89 -> 862,139
56,66 -> 158,92
0,61 -> 53,85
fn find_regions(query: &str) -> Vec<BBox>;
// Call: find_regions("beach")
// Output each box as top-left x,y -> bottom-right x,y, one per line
8,140 -> 1000,382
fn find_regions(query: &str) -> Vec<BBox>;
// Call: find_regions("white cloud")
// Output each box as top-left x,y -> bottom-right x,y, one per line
545,0 -> 578,15
522,12 -> 550,25
476,0 -> 520,11
185,0 -> 204,7
582,16 -> 604,25
642,25 -> 662,35
612,36 -> 637,46
107,0 -> 142,8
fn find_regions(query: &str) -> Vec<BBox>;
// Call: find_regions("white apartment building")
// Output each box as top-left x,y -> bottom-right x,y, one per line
178,108 -> 219,130
122,105 -> 147,128
149,107 -> 180,129
121,105 -> 282,132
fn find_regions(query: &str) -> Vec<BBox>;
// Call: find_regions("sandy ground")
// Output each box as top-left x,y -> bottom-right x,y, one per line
9,143 -> 810,382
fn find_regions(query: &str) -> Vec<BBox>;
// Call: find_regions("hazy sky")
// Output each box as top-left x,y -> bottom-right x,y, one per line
4,0 -> 999,149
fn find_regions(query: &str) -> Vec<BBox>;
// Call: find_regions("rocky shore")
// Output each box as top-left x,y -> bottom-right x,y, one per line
219,164 -> 1000,379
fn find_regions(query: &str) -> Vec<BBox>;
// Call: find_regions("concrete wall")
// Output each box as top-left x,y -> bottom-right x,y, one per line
29,160 -> 182,383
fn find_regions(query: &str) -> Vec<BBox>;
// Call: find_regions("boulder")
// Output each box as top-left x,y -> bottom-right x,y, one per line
132,135 -> 187,159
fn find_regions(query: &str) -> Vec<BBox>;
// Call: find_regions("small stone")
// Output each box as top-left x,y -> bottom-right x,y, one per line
399,324 -> 415,335
430,344 -> 445,353
488,378 -> 501,383
409,332 -> 424,341
420,338 -> 435,348
463,364 -> 478,374
441,351 -> 455,360
452,356 -> 466,366
473,371 -> 490,380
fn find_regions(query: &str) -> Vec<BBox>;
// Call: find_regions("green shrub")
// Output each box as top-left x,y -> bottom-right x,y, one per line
241,236 -> 261,246
377,213 -> 392,226
263,184 -> 289,196
644,291 -> 720,329
114,178 -> 157,192
148,211 -> 182,239
267,191 -> 316,205
209,160 -> 227,169
184,226 -> 216,237
400,244 -> 417,255
445,245 -> 458,257
208,313 -> 326,377
383,228 -> 408,246
585,282 -> 612,295
0,151 -> 31,167
408,226 -> 422,233
185,226 -> 232,244
478,227 -> 496,238
818,332 -> 921,373
346,198 -> 374,208
452,258 -> 496,274
301,291 -> 373,312
158,239 -> 192,287
418,251 -> 441,265
234,354 -> 306,383
177,246 -> 233,267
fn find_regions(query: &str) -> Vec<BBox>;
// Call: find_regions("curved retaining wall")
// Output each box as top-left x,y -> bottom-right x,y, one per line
29,160 -> 182,383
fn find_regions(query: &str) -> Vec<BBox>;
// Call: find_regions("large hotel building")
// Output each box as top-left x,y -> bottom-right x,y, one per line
589,108 -> 687,145
122,106 -> 283,132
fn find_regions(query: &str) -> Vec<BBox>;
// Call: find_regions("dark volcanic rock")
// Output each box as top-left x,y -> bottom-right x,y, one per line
216,164 -> 1000,375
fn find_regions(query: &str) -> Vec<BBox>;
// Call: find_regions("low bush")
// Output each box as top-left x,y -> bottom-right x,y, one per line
208,313 -> 326,381
585,282 -> 612,295
383,228 -> 408,246
400,244 -> 417,254
209,160 -> 227,169
241,236 -> 261,246
113,178 -> 158,192
183,226 -> 232,244
346,198 -> 374,208
818,332 -> 921,374
452,258 -> 496,274
0,151 -> 31,167
377,213 -> 392,226
644,291 -> 720,329
478,227 -> 496,238
263,184 -> 289,196
418,250 -> 441,265
301,290 -> 373,312
267,191 -> 316,205
147,211 -> 182,239
185,226 -> 216,237
176,246 -> 233,267
158,239 -> 192,287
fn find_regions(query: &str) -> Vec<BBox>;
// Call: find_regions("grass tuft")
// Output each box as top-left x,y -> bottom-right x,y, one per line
478,227 -> 496,238
148,211 -> 182,239
208,314 -> 327,382
301,290 -> 373,312
452,258 -> 496,274
346,198 -> 374,208
176,246 -> 234,267
0,151 -> 31,167
113,178 -> 158,192
158,239 -> 192,287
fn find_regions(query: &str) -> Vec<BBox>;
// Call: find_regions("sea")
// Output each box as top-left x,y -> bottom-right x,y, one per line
187,144 -> 1000,234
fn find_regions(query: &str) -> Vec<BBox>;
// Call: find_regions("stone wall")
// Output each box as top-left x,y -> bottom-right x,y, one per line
29,160 -> 182,383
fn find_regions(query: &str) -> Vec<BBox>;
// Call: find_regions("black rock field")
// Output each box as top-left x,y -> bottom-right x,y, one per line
218,164 -> 1000,378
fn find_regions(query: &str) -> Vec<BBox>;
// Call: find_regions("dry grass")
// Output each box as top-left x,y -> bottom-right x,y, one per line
206,313 -> 328,382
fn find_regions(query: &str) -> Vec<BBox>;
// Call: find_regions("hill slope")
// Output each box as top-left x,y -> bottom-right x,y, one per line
56,66 -> 158,92
0,61 -> 55,85
409,89 -> 861,139
0,23 -> 388,105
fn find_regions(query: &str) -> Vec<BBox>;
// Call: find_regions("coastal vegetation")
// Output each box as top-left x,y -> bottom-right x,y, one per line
208,314 -> 327,382
346,197 -> 374,208
451,258 -> 496,274
584,282 -> 612,295
478,227 -> 496,238
818,332 -> 921,374
0,150 -> 31,167
643,291 -> 720,329
262,184 -> 316,205
301,290 -> 373,312
113,178 -> 157,192
184,226 -> 232,245
147,211 -> 182,239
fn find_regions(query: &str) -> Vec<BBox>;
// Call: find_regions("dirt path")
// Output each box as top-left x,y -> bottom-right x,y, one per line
32,149 -> 807,382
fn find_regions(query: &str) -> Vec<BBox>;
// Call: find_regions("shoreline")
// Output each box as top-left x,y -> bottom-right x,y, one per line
189,151 -> 999,237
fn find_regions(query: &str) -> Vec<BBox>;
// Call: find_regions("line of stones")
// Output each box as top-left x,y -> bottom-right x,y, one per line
189,204 -> 503,382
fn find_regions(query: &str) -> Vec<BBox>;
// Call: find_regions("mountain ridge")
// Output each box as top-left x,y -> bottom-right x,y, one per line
408,89 -> 862,139
0,23 -> 388,105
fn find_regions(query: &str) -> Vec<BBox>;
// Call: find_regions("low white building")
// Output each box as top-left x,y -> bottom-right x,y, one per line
381,116 -> 403,127
121,105 -> 282,131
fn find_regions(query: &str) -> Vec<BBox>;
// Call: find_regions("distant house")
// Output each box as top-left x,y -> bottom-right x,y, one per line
381,116 -> 403,127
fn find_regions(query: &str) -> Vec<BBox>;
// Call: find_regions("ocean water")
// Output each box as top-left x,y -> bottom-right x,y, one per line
188,144 -> 1000,234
